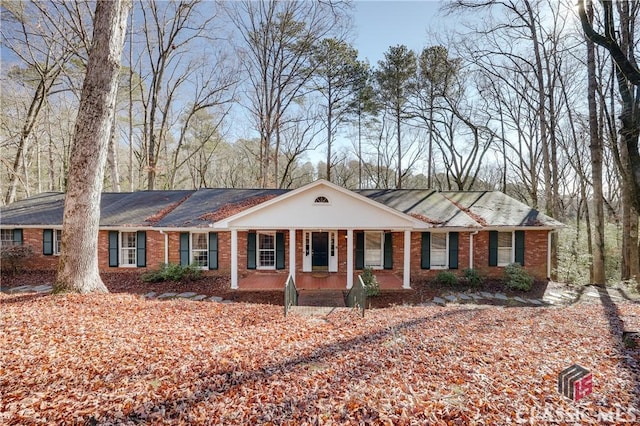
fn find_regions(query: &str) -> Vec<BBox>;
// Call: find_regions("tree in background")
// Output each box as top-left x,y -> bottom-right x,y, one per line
347,60 -> 379,189
310,38 -> 360,183
410,46 -> 460,188
1,1 -> 84,204
54,0 -> 131,294
225,0 -> 349,188
375,45 -> 417,189
579,0 -> 640,282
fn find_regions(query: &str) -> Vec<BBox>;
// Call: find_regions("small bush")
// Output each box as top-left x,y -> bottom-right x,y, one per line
462,268 -> 483,288
1,244 -> 34,274
361,267 -> 380,297
436,271 -> 458,287
141,263 -> 202,282
504,263 -> 533,291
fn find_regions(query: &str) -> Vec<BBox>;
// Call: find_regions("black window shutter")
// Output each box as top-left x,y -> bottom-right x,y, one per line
421,232 -> 431,269
275,232 -> 285,270
13,229 -> 23,245
179,232 -> 190,266
136,231 -> 146,267
247,232 -> 256,269
448,232 -> 459,269
43,229 -> 53,255
488,231 -> 498,266
209,232 -> 218,270
514,230 -> 525,266
383,232 -> 393,269
355,232 -> 364,270
108,231 -> 119,267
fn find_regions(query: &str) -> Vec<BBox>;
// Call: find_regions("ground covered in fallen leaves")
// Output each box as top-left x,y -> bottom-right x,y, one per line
2,293 -> 639,425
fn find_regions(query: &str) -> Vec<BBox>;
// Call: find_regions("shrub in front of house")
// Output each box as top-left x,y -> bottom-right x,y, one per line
504,262 -> 533,291
436,271 -> 458,287
361,267 -> 380,297
1,244 -> 34,274
141,263 -> 202,282
462,268 -> 483,288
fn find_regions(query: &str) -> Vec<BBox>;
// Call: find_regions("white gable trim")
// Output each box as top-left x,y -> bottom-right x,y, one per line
214,180 -> 429,230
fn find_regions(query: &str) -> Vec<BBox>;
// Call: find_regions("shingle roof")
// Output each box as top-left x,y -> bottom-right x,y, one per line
99,190 -> 194,227
0,192 -> 65,225
155,188 -> 288,228
357,189 -> 481,228
441,191 -> 563,228
0,186 -> 563,229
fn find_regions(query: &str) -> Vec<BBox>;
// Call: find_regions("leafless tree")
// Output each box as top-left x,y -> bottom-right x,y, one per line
54,0 -> 131,294
224,0 -> 349,188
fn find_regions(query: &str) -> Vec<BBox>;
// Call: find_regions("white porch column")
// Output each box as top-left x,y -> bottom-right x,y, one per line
231,229 -> 238,289
403,230 -> 411,289
346,229 -> 353,289
289,228 -> 296,282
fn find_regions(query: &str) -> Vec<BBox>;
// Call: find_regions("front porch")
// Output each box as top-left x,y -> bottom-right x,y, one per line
238,271 -> 404,291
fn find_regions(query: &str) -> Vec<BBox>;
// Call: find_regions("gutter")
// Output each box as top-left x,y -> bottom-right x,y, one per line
469,230 -> 479,270
159,230 -> 169,265
547,229 -> 558,280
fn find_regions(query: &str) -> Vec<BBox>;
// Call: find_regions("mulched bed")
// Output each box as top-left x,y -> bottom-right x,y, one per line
1,271 -> 568,310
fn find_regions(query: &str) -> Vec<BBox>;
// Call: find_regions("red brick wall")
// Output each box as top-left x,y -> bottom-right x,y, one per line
410,231 -> 472,280
9,227 -> 551,281
19,228 -> 58,270
236,230 -> 290,279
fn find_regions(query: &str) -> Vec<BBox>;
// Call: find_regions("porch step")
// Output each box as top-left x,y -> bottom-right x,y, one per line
288,306 -> 351,316
297,290 -> 346,307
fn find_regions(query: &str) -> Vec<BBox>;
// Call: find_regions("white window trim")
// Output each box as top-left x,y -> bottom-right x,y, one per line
0,229 -> 14,248
53,229 -> 62,256
191,233 -> 209,270
497,231 -> 514,267
430,233 -> 448,270
257,231 -> 276,270
119,231 -> 137,268
364,231 -> 384,269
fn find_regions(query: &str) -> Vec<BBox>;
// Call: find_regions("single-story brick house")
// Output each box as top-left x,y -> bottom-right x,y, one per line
0,179 -> 562,289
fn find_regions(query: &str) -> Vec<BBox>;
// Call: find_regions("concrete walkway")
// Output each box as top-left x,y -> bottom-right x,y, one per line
425,283 -> 639,307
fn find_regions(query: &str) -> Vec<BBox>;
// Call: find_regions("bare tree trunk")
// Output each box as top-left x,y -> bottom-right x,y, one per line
128,6 -> 134,192
585,1 -> 606,285
523,0 -> 552,216
396,104 -> 402,189
107,114 -> 121,192
4,76 -> 58,204
621,139 -> 640,281
54,0 -> 131,294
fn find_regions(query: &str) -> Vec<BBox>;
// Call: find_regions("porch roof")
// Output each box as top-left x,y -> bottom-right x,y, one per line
213,180 -> 429,230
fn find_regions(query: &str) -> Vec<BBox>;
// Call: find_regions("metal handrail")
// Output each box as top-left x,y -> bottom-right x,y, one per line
284,274 -> 298,317
346,275 -> 366,317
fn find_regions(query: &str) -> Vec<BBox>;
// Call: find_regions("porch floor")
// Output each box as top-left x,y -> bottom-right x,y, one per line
238,271 -> 404,291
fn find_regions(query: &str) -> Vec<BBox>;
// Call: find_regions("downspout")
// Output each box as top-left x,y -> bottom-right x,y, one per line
547,229 -> 557,281
469,230 -> 479,270
159,230 -> 168,265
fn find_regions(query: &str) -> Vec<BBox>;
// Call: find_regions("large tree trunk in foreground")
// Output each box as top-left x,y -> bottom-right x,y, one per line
54,0 -> 131,294
585,2 -> 606,285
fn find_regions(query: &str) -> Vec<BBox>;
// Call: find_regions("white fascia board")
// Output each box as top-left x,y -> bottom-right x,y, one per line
213,179 -> 429,230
